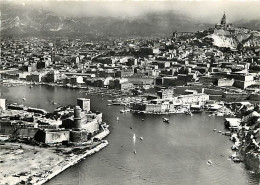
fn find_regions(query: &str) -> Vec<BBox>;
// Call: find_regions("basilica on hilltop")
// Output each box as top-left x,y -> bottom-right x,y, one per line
215,12 -> 233,30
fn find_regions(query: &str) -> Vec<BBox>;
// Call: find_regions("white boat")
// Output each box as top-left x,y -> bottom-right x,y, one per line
140,137 -> 143,141
120,110 -> 125,113
207,160 -> 213,165
133,133 -> 136,144
22,97 -> 26,101
117,117 -> 119,121
133,150 -> 137,154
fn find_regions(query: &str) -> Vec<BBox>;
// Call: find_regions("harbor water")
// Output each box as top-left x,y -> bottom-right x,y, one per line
2,85 -> 259,185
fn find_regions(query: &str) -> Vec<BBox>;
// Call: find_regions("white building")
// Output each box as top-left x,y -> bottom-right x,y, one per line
0,99 -> 6,111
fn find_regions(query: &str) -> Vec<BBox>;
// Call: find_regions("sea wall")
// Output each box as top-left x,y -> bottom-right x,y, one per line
34,140 -> 109,185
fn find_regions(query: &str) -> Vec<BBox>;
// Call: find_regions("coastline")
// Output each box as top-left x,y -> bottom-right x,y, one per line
35,128 -> 110,185
33,128 -> 110,185
35,140 -> 109,185
0,126 -> 110,185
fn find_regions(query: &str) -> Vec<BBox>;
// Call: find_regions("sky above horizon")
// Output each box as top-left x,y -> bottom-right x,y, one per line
6,0 -> 260,23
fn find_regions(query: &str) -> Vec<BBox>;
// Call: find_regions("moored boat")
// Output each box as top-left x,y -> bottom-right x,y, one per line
163,118 -> 170,123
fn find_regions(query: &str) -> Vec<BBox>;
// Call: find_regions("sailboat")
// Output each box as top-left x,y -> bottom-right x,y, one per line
133,133 -> 136,154
133,133 -> 136,144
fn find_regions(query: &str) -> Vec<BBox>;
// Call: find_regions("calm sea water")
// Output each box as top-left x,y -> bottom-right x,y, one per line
2,85 -> 259,185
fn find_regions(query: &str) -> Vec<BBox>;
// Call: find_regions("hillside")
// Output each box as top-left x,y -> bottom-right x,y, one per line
204,28 -> 260,49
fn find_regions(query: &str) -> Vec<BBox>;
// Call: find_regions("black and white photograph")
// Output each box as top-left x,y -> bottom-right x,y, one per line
0,0 -> 260,184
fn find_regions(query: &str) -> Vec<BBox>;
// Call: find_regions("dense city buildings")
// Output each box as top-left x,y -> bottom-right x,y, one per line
1,13 -> 260,99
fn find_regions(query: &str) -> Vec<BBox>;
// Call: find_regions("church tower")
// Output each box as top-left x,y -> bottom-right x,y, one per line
220,12 -> 226,26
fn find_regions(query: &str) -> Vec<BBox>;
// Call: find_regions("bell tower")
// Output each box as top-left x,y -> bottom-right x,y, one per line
220,12 -> 226,26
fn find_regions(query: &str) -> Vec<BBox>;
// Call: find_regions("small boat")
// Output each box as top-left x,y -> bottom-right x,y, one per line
140,137 -> 143,141
133,150 -> 137,154
125,109 -> 130,113
218,130 -> 222,133
120,110 -> 125,113
117,117 -> 119,121
213,129 -> 217,131
163,118 -> 170,123
22,98 -> 26,101
207,160 -> 213,165
232,157 -> 242,163
133,133 -> 136,143
107,104 -> 112,106
142,119 -> 144,121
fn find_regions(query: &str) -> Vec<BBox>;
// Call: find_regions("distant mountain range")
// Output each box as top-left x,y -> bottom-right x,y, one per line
1,3 -> 260,38
0,3 -> 211,38
233,19 -> 260,31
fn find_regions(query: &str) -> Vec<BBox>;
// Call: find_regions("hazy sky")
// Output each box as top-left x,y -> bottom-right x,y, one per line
9,0 -> 260,23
